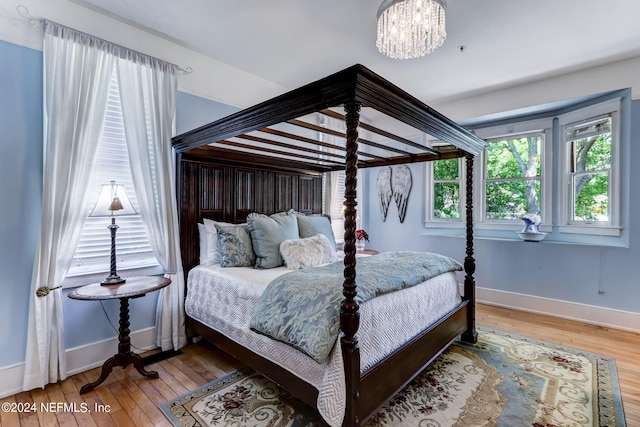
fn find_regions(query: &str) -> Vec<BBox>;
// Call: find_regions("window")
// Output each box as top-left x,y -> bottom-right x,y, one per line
64,71 -> 159,281
558,99 -> 621,236
425,118 -> 553,233
567,117 -> 612,222
474,119 -> 552,230
430,156 -> 464,221
323,169 -> 364,244
426,140 -> 465,227
325,170 -> 347,242
424,94 -> 626,246
433,158 -> 462,219
483,132 -> 544,221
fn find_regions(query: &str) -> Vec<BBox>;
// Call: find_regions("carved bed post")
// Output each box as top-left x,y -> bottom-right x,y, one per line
461,154 -> 478,343
341,100 -> 361,427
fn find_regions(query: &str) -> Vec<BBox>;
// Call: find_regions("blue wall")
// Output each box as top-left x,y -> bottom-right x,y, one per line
0,40 -> 43,367
176,91 -> 239,134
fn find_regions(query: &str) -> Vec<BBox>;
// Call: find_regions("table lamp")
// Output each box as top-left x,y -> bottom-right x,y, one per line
90,180 -> 137,285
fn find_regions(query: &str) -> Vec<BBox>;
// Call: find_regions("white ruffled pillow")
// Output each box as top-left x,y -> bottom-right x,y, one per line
279,234 -> 338,270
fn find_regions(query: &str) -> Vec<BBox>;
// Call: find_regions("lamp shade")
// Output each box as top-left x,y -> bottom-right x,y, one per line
90,181 -> 137,217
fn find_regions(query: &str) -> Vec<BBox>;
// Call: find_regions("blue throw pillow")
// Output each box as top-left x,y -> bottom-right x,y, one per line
247,212 -> 299,269
293,213 -> 337,251
215,224 -> 256,267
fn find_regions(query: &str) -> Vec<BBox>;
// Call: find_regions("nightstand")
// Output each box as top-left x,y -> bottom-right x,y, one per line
68,275 -> 171,394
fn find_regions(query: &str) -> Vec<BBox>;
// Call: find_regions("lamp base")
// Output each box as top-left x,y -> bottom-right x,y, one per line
101,274 -> 126,286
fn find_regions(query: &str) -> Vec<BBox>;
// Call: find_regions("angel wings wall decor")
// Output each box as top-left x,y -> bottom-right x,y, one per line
376,165 -> 412,223
393,165 -> 412,223
376,166 -> 392,221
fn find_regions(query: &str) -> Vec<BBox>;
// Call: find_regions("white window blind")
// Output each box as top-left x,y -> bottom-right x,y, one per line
329,170 -> 347,242
66,71 -> 158,278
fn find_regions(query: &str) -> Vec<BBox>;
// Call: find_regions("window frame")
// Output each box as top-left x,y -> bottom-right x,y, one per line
557,98 -> 622,236
473,118 -> 553,231
424,140 -> 466,228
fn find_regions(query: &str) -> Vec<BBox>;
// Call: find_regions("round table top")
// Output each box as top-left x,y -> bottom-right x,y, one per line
68,276 -> 171,300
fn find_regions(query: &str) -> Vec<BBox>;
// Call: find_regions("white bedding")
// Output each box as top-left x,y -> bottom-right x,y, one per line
185,262 -> 462,426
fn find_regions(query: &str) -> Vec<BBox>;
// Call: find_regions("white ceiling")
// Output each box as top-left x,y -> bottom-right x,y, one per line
71,0 -> 640,105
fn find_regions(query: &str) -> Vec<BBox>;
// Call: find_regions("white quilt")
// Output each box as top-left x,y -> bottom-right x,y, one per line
185,262 -> 461,426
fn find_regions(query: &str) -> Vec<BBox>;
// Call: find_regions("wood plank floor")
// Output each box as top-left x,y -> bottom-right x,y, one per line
2,303 -> 638,426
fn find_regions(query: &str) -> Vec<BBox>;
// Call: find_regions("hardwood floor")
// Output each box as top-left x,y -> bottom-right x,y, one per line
2,304 -> 638,426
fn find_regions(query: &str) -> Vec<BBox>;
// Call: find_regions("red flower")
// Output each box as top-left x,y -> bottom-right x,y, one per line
356,229 -> 369,241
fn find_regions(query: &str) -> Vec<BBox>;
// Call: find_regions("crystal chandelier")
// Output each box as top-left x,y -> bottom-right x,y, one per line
376,0 -> 447,59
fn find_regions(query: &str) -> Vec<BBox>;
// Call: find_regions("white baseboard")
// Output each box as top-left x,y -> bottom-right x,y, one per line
0,327 -> 157,399
468,285 -> 640,334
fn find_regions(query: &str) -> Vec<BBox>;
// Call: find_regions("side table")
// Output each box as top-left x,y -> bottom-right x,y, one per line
68,275 -> 171,394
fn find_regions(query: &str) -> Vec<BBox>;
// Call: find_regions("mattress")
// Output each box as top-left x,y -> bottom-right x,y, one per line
185,261 -> 462,426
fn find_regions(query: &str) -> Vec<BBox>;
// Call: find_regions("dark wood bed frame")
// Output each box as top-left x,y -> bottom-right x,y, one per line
172,64 -> 485,426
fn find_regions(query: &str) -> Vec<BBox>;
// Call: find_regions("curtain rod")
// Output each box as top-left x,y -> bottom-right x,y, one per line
16,4 -> 193,75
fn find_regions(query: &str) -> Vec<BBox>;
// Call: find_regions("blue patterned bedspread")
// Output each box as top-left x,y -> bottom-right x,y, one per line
249,251 -> 462,363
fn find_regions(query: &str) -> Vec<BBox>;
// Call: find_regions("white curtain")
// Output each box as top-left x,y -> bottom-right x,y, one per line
23,22 -> 114,390
116,56 -> 187,351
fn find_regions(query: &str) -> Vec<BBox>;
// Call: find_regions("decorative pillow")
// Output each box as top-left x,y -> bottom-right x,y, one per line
215,224 -> 256,267
279,234 -> 338,270
202,219 -> 235,265
247,212 -> 299,269
197,223 -> 210,265
292,212 -> 337,250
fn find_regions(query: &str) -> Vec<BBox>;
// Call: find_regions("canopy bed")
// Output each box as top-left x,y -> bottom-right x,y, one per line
172,64 -> 486,427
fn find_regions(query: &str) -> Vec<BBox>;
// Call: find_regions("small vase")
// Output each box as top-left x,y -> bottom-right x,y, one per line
521,217 -> 540,234
356,240 -> 365,251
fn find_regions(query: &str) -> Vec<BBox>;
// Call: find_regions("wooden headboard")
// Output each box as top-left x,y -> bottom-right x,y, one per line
178,149 -> 324,274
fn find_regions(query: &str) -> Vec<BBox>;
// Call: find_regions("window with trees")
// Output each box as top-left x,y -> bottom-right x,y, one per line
432,157 -> 462,220
567,116 -> 612,222
558,98 -> 621,236
483,132 -> 544,221
425,96 -> 624,244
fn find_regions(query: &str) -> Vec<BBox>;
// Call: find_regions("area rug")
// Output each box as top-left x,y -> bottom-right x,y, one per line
160,329 -> 626,426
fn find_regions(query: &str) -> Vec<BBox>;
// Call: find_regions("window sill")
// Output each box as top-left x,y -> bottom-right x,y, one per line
558,225 -> 622,237
422,227 -> 627,248
62,264 -> 165,289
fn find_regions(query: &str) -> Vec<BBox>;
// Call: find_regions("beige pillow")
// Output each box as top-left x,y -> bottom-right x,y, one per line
279,234 -> 338,270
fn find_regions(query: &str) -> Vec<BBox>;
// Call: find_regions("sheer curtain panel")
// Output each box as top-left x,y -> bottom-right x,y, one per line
116,56 -> 187,351
23,22 -> 114,390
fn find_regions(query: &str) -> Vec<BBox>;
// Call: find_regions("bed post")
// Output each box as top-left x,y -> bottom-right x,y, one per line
461,154 -> 478,343
341,100 -> 362,427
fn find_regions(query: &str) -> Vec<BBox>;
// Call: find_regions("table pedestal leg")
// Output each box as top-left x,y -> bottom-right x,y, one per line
79,297 -> 158,394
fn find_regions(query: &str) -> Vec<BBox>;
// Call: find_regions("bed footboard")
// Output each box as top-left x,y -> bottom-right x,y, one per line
342,301 -> 469,426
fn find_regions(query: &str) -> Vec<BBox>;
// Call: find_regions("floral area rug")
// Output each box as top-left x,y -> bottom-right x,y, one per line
160,329 -> 626,427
